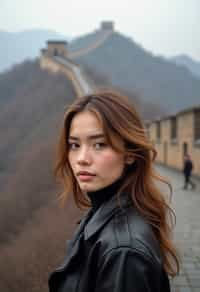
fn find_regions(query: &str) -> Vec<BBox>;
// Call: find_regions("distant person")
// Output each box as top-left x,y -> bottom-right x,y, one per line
183,154 -> 196,190
48,90 -> 179,292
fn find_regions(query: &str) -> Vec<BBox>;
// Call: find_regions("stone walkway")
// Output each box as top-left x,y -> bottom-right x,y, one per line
156,164 -> 200,292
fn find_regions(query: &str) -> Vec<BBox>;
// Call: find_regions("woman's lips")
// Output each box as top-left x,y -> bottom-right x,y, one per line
78,174 -> 96,181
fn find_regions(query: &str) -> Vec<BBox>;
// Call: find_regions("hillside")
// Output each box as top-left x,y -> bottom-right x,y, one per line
0,59 -> 78,238
68,28 -> 106,52
2,27 -> 200,116
73,31 -> 200,115
82,64 -> 166,120
0,60 -> 81,291
0,29 -> 68,73
0,59 -> 78,240
170,54 -> 200,79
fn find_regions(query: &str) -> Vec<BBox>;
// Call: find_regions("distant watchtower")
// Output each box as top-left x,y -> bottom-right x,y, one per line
46,40 -> 68,57
41,40 -> 68,59
40,40 -> 69,72
100,21 -> 114,31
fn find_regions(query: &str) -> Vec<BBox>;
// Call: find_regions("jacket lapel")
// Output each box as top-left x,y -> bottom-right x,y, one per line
68,208 -> 94,249
84,192 -> 132,241
52,208 -> 93,273
49,209 -> 94,291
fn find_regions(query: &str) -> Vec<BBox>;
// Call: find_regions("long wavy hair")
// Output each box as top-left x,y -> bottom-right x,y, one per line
54,89 -> 180,277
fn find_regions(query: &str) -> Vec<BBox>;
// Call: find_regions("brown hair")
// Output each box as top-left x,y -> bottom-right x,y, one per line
54,89 -> 180,277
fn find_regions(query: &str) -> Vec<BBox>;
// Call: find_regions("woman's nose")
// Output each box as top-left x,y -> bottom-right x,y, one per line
77,147 -> 92,165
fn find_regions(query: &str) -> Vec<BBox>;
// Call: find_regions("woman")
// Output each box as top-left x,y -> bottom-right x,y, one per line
48,90 -> 179,292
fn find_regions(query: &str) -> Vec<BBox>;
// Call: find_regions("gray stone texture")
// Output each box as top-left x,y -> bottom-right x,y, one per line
156,164 -> 200,292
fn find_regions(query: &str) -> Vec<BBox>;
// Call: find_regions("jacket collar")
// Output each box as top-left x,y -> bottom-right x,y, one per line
50,192 -> 132,275
84,192 -> 132,241
69,208 -> 94,248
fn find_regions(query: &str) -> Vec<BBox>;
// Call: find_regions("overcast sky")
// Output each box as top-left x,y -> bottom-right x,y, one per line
1,0 -> 199,60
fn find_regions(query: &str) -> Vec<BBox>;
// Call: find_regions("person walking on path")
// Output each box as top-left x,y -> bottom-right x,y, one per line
183,154 -> 196,190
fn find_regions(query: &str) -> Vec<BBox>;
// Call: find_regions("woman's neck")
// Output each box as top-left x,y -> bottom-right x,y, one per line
87,176 -> 123,212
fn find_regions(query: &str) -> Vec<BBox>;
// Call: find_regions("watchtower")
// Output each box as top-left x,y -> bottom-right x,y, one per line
42,40 -> 68,58
100,21 -> 114,31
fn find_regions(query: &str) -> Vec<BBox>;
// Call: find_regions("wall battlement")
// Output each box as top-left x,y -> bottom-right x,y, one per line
100,21 -> 114,31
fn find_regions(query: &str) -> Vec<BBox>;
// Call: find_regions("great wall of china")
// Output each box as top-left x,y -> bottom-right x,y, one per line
39,21 -> 114,96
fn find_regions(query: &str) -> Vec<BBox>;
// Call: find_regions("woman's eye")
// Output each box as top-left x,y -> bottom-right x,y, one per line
94,142 -> 106,149
68,142 -> 79,149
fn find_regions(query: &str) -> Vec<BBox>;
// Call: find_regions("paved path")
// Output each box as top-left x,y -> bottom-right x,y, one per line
53,56 -> 94,95
156,164 -> 200,292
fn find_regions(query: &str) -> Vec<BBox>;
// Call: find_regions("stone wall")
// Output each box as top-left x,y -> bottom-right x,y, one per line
148,108 -> 200,176
40,55 -> 83,97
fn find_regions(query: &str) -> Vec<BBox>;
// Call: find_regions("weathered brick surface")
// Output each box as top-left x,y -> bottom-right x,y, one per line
149,110 -> 200,176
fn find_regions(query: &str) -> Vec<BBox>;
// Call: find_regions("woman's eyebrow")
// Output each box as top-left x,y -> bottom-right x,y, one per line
69,134 -> 105,141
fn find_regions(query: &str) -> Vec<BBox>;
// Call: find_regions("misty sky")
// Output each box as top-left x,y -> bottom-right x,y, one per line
1,0 -> 199,60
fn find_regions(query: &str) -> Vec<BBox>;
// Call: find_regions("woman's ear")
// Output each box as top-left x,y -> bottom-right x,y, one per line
125,154 -> 135,165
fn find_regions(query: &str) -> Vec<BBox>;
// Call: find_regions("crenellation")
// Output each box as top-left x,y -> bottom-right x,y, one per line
100,21 -> 114,31
46,40 -> 68,58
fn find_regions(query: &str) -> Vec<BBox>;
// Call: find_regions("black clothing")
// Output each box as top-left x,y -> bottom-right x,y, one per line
183,159 -> 193,176
48,185 -> 171,292
183,158 -> 195,189
183,174 -> 196,190
87,176 -> 123,212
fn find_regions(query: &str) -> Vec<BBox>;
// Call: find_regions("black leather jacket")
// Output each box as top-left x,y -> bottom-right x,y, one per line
48,193 -> 171,292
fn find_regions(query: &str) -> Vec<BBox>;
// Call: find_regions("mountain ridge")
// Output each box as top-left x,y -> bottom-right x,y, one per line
169,54 -> 200,78
1,27 -> 200,116
0,29 -> 70,73
72,31 -> 200,115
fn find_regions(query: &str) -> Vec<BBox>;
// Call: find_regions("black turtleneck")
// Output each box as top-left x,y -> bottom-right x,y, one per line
87,176 -> 124,213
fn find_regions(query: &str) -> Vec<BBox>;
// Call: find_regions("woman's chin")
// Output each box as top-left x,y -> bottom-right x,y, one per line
79,182 -> 101,193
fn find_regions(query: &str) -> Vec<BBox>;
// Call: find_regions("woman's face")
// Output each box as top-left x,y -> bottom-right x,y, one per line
68,110 -> 126,192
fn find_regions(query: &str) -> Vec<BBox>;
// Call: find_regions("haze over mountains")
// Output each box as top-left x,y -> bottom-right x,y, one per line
0,29 -> 69,73
0,60 -> 82,291
1,28 -> 200,116
169,54 -> 200,79
69,30 -> 200,115
1,26 -> 200,115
